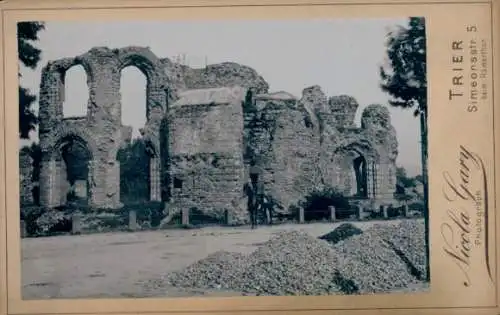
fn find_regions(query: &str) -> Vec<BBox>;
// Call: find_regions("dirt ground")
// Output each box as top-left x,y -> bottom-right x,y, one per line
22,220 -> 403,299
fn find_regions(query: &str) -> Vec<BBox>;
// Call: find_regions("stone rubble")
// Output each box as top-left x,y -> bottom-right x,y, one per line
167,250 -> 247,290
318,223 -> 364,245
167,231 -> 343,296
363,219 -> 428,279
164,220 -> 428,296
333,220 -> 426,293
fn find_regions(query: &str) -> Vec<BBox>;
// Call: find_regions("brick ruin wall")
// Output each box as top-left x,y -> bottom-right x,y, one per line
167,87 -> 248,222
26,45 -> 399,223
241,87 -> 398,211
36,47 -> 176,209
243,93 -> 322,210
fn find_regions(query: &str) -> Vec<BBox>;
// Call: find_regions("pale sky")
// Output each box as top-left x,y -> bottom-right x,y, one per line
19,19 -> 423,176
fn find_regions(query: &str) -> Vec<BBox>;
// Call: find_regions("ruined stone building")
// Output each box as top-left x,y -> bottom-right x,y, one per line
22,46 -> 398,222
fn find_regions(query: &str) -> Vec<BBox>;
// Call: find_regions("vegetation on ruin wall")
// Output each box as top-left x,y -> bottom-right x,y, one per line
19,168 -> 423,237
20,137 -> 154,206
117,139 -> 151,203
21,201 -> 165,237
288,182 -> 424,223
294,186 -> 351,221
20,201 -> 236,237
20,139 -> 163,236
19,141 -> 423,236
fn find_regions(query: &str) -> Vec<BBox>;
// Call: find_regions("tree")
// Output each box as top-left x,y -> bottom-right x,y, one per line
18,22 -> 45,139
395,166 -> 417,188
414,174 -> 424,183
19,142 -> 42,205
61,140 -> 90,185
380,17 -> 429,281
394,166 -> 420,202
117,138 -> 151,203
380,18 -> 426,116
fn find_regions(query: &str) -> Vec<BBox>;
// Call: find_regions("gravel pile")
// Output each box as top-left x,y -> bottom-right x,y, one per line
319,223 -> 363,245
232,230 -> 343,295
342,220 -> 427,279
333,221 -> 426,294
167,250 -> 247,290
385,220 -> 428,279
165,220 -> 428,296
167,231 -> 343,296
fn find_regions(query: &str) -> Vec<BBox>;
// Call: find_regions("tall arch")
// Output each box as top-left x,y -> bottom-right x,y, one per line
39,132 -> 95,208
45,125 -> 98,160
352,154 -> 368,198
120,65 -> 147,139
56,136 -> 93,205
38,57 -> 95,138
37,47 -> 169,209
333,141 -> 379,199
61,64 -> 90,118
117,47 -> 168,119
115,47 -> 167,202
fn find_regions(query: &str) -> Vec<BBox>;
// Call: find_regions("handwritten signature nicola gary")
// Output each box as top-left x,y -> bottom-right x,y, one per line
440,145 -> 493,287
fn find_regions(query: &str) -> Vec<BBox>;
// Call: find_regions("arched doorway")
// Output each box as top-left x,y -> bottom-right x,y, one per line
352,155 -> 368,198
335,145 -> 376,199
54,135 -> 92,206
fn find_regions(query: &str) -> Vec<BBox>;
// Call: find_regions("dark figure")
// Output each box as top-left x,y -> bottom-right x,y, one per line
260,194 -> 284,225
244,180 -> 258,229
261,195 -> 273,225
255,179 -> 265,218
247,158 -> 264,229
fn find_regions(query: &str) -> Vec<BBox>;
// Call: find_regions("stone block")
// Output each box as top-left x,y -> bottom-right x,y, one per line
72,213 -> 82,234
298,207 -> 305,224
403,203 -> 409,217
129,210 -> 138,230
357,205 -> 363,220
182,207 -> 190,226
383,205 -> 389,219
329,205 -> 336,222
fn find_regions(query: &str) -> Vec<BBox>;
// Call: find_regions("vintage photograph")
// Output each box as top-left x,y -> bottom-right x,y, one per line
17,17 -> 429,299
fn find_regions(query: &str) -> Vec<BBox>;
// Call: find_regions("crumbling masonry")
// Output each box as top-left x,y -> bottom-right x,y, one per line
27,46 -> 398,222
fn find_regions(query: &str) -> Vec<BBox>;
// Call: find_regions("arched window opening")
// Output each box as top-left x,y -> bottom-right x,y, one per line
62,65 -> 89,118
58,138 -> 91,205
120,66 -> 147,139
117,65 -> 150,205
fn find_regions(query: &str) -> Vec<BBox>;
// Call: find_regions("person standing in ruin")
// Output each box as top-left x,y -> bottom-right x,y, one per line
244,178 -> 258,229
261,195 -> 272,225
255,177 -> 265,223
246,158 -> 263,229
